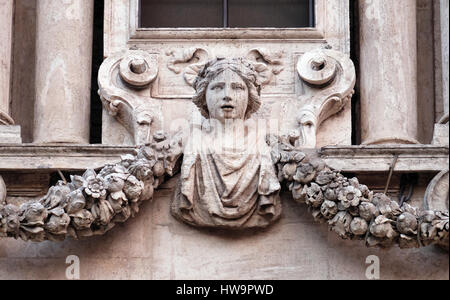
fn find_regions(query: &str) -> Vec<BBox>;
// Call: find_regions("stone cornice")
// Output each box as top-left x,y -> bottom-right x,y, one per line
320,145 -> 449,173
0,144 -> 447,173
0,145 -> 135,171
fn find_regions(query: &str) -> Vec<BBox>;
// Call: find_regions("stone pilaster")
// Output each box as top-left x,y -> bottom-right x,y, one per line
439,0 -> 449,118
0,0 -> 21,144
0,0 -> 14,126
33,0 -> 93,144
359,0 -> 419,145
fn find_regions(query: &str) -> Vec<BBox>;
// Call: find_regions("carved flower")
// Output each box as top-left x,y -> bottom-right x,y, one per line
66,189 -> 86,215
128,159 -> 154,181
396,212 -> 418,235
321,200 -> 338,219
45,207 -> 70,235
304,183 -> 324,208
123,175 -> 144,202
91,199 -> 114,226
358,184 -> 373,202
113,205 -> 132,224
105,174 -> 128,214
294,162 -> 317,184
358,202 -> 378,221
71,209 -> 95,230
329,211 -> 353,239
323,187 -> 337,201
84,175 -> 107,199
40,182 -> 72,210
350,217 -> 368,236
282,163 -> 297,181
19,202 -> 48,226
1,204 -> 20,234
119,154 -> 138,169
337,186 -> 362,209
373,193 -> 402,218
69,175 -> 87,190
98,164 -> 128,178
315,170 -> 336,186
370,215 -> 398,240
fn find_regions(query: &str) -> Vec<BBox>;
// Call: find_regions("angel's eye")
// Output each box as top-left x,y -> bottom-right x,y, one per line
232,83 -> 246,90
210,84 -> 223,91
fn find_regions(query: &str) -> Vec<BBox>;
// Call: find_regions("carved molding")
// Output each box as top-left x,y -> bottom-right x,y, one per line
296,49 -> 355,147
98,49 -> 159,145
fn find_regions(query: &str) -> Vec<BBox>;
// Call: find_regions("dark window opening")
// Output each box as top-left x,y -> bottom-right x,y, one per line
90,0 -> 104,144
139,0 -> 315,28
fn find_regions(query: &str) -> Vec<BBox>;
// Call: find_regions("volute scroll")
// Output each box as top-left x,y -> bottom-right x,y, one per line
98,49 -> 159,145
296,49 -> 356,148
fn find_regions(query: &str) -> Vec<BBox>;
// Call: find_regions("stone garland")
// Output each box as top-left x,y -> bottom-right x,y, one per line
267,135 -> 449,249
0,131 -> 183,242
0,132 -> 448,249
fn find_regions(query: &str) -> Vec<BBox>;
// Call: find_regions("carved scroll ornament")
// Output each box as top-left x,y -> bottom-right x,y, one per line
296,49 -> 355,148
98,50 -> 159,145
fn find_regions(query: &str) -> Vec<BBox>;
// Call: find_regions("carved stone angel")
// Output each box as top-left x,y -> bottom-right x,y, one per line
171,58 -> 281,229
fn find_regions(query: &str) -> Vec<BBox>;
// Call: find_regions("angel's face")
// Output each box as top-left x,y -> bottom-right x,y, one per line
205,69 -> 249,124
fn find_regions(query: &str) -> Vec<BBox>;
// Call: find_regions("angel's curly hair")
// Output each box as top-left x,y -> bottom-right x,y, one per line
192,57 -> 262,119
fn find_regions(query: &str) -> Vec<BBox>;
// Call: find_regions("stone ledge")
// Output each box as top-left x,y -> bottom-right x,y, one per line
320,145 -> 449,172
0,126 -> 22,144
0,144 -> 135,171
0,144 -> 448,173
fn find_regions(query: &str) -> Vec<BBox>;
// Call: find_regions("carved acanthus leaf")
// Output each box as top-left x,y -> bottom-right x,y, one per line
295,49 -> 356,148
246,48 -> 284,86
98,50 -> 159,145
166,47 -> 210,86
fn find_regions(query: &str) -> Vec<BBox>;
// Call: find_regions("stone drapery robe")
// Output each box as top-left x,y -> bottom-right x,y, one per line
171,122 -> 281,229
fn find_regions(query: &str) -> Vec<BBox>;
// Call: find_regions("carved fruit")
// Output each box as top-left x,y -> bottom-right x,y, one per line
350,217 -> 368,236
